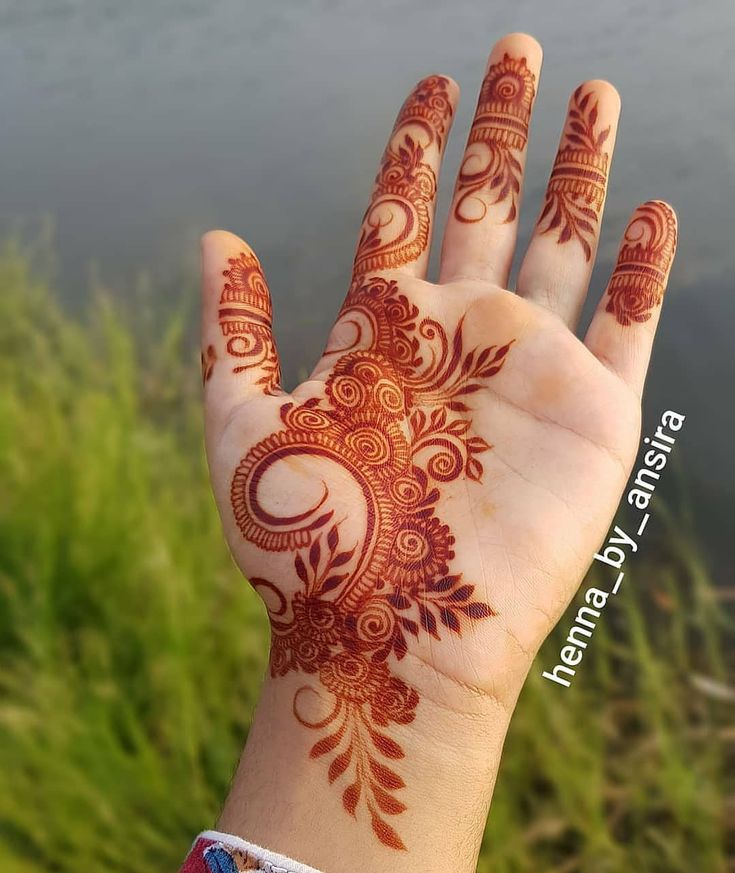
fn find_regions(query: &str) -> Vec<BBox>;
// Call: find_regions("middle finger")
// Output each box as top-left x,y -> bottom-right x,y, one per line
439,33 -> 543,286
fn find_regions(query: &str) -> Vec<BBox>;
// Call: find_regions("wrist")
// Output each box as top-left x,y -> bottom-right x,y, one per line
218,669 -> 515,873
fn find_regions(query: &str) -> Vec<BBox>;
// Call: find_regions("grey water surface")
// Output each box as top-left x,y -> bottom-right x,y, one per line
1,0 -> 733,576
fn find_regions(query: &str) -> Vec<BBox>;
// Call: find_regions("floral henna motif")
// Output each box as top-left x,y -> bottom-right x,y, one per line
454,54 -> 536,224
231,275 -> 513,849
536,86 -> 611,261
352,76 -> 453,275
218,251 -> 281,392
605,201 -> 677,326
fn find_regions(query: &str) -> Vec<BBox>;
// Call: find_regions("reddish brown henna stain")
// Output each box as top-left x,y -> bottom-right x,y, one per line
201,344 -> 216,384
224,72 -> 509,850
218,251 -> 281,392
231,275 -> 512,849
352,76 -> 453,275
454,54 -> 536,224
605,201 -> 677,325
536,86 -> 611,261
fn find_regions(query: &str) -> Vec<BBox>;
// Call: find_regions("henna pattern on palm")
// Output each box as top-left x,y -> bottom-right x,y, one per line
353,76 -> 453,274
454,54 -> 536,224
218,251 -> 281,392
606,200 -> 677,325
228,272 -> 512,849
536,86 -> 611,261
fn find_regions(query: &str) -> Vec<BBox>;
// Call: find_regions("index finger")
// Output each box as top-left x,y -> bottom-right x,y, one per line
351,74 -> 459,280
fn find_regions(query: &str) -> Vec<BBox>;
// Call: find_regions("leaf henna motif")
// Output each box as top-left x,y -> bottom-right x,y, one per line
228,270 -> 513,850
218,250 -> 281,392
454,53 -> 536,224
605,201 -> 677,326
536,85 -> 611,261
200,344 -> 216,384
352,76 -> 454,275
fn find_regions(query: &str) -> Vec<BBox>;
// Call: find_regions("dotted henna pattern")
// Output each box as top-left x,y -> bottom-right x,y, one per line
454,53 -> 536,224
605,201 -> 677,325
352,76 -> 453,274
228,272 -> 513,849
536,86 -> 611,261
218,250 -> 281,392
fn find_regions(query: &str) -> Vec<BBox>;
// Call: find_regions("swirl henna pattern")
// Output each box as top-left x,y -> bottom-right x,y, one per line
227,273 -> 513,849
218,250 -> 281,392
454,53 -> 536,224
353,76 -> 453,274
605,201 -> 678,326
536,86 -> 611,261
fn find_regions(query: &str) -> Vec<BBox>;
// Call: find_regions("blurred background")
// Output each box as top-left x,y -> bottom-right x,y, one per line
0,1 -> 732,871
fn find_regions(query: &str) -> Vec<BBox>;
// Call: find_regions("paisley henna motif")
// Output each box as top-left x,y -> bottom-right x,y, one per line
536,86 -> 611,261
231,273 -> 513,849
353,76 -> 453,276
454,54 -> 536,224
218,251 -> 280,392
605,201 -> 677,325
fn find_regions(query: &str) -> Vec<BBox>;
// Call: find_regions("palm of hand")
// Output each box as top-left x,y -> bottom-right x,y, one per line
202,33 -> 676,851
216,272 -> 636,696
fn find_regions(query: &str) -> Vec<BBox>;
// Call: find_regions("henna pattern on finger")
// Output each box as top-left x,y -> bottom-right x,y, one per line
231,275 -> 513,849
218,251 -> 281,392
536,86 -> 611,261
453,54 -> 536,224
605,201 -> 677,325
353,76 -> 453,276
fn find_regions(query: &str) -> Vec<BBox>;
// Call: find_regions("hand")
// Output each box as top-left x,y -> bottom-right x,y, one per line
199,32 -> 677,872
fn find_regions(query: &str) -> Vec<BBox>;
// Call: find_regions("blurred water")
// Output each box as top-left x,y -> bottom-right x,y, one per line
1,0 -> 733,576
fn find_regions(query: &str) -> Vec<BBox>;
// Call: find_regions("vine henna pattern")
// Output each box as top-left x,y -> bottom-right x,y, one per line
453,54 -> 536,224
218,251 -> 281,392
536,86 -> 611,261
353,76 -> 453,274
605,201 -> 678,326
228,272 -> 513,849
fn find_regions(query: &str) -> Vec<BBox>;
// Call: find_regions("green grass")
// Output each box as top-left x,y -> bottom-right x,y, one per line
0,242 -> 731,872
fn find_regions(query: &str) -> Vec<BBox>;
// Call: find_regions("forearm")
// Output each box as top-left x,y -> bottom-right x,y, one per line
217,671 -> 515,873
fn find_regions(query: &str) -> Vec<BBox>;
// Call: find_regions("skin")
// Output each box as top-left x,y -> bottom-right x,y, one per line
198,32 -> 677,873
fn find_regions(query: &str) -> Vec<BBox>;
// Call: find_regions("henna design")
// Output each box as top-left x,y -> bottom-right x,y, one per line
218,251 -> 280,392
536,86 -> 611,261
353,76 -> 453,276
201,344 -> 216,384
231,275 -> 513,849
605,201 -> 677,326
454,54 -> 536,224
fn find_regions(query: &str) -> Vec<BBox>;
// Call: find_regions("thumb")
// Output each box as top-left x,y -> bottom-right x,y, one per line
200,229 -> 282,436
